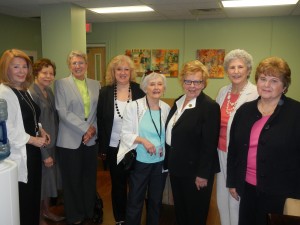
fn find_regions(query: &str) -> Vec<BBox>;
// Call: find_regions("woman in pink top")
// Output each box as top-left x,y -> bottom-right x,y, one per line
227,57 -> 300,225
216,49 -> 258,225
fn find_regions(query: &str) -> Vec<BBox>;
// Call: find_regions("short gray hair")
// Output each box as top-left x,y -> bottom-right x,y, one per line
140,72 -> 167,93
224,49 -> 253,77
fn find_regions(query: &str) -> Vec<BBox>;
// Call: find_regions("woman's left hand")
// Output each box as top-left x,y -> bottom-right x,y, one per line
195,176 -> 208,190
40,128 -> 51,145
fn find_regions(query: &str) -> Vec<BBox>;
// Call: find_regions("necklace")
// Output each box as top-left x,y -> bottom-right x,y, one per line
17,89 -> 39,136
114,84 -> 131,119
258,100 -> 276,116
225,83 -> 247,115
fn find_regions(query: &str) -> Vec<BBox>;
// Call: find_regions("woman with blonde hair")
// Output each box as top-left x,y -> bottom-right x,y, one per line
97,55 -> 144,225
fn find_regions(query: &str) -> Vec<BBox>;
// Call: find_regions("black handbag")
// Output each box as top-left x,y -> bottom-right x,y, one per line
122,149 -> 137,171
92,192 -> 103,224
121,101 -> 139,171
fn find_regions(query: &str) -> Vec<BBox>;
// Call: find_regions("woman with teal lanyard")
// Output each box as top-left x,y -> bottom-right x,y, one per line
117,71 -> 170,225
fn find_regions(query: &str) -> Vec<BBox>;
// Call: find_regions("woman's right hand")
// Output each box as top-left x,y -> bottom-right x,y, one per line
28,136 -> 48,148
229,188 -> 240,201
136,137 -> 156,155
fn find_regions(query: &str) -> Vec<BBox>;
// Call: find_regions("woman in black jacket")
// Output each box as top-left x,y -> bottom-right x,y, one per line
165,60 -> 220,225
227,57 -> 300,225
97,55 -> 144,225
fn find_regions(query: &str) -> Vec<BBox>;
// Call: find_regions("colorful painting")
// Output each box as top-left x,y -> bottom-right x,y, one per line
196,49 -> 225,79
125,49 -> 179,77
125,49 -> 151,76
151,49 -> 179,77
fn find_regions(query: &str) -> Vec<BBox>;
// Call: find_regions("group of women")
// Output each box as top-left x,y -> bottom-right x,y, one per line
0,47 -> 299,225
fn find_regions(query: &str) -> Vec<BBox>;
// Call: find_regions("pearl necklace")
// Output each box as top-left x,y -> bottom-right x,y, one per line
114,85 -> 131,119
225,83 -> 247,115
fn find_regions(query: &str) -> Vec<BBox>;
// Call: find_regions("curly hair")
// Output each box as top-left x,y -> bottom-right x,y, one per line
33,58 -> 56,78
105,55 -> 136,86
179,60 -> 209,89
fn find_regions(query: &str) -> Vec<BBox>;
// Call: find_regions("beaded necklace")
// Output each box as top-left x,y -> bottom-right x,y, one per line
225,82 -> 248,115
17,89 -> 39,136
114,84 -> 131,119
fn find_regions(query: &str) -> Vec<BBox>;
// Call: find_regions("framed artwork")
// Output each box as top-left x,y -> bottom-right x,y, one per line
196,49 -> 225,78
125,49 -> 179,77
151,49 -> 179,77
125,49 -> 151,77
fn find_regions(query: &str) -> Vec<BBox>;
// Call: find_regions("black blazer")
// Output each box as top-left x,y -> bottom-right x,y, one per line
97,82 -> 145,153
227,95 -> 300,198
166,92 -> 220,179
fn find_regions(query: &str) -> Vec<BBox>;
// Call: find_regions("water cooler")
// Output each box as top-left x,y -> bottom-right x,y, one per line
0,159 -> 19,225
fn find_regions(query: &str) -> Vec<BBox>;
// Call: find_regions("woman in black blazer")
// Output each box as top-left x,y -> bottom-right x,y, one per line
97,55 -> 144,225
165,60 -> 220,225
227,57 -> 300,225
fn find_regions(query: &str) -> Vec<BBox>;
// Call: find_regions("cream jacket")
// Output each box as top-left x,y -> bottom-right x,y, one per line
117,97 -> 170,164
0,84 -> 30,183
216,81 -> 258,151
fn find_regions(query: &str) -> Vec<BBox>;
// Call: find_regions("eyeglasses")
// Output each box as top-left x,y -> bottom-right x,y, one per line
183,80 -> 203,86
71,61 -> 86,67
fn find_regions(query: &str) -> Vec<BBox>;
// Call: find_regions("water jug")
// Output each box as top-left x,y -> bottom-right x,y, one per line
0,99 -> 10,161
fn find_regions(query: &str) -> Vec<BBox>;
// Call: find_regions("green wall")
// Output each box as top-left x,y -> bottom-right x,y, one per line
87,16 -> 300,101
0,13 -> 299,101
0,14 -> 42,58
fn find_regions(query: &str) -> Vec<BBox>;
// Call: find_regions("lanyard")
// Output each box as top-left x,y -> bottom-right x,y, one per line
146,97 -> 161,142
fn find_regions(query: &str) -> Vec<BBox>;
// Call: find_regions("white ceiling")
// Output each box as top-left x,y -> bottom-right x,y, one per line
0,0 -> 300,23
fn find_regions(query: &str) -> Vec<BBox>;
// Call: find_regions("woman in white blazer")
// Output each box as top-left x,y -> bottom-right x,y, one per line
0,49 -> 50,225
216,49 -> 258,225
117,71 -> 170,225
54,51 -> 100,225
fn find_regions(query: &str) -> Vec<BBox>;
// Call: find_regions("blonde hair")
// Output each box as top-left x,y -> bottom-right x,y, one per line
67,50 -> 88,67
0,49 -> 33,90
105,55 -> 136,86
179,60 -> 209,89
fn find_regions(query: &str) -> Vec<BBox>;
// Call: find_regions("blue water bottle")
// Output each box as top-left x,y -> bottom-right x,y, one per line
0,99 -> 10,161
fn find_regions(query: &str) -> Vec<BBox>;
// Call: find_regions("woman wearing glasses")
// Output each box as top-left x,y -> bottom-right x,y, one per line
54,50 -> 100,225
117,71 -> 170,225
216,49 -> 258,225
97,55 -> 144,225
165,60 -> 220,225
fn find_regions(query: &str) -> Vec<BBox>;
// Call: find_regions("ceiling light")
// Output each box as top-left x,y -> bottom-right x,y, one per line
222,0 -> 299,7
89,5 -> 154,14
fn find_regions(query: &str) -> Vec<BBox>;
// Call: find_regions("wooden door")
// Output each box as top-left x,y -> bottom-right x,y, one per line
87,47 -> 106,87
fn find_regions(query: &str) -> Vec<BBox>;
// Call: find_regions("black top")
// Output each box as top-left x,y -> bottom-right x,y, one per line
166,92 -> 221,178
97,82 -> 145,153
227,95 -> 300,198
12,88 -> 41,137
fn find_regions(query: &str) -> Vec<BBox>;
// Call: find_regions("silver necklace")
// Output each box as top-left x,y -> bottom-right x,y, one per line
17,89 -> 39,136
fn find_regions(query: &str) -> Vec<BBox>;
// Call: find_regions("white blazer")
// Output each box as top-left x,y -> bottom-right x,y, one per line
216,81 -> 259,151
0,84 -> 30,183
117,97 -> 170,164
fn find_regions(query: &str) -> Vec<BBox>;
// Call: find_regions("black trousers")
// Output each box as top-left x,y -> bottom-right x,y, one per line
107,146 -> 129,222
19,146 -> 42,225
239,182 -> 286,225
126,161 -> 164,225
58,144 -> 98,224
170,174 -> 214,225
